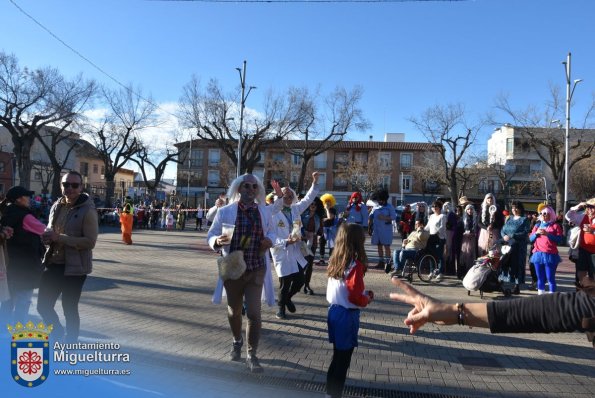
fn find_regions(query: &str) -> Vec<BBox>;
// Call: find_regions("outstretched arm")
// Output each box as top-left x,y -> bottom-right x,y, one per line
389,278 -> 488,334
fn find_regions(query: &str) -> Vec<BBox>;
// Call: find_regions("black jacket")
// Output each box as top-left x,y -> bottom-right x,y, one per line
1,204 -> 44,292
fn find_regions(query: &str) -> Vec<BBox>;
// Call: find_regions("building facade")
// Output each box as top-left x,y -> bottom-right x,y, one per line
175,134 -> 443,208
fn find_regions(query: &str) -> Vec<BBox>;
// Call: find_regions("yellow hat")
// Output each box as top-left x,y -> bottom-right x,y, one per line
320,193 -> 336,208
536,202 -> 547,213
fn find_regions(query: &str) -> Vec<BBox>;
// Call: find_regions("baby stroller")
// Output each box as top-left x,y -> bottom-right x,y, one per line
463,243 -> 512,298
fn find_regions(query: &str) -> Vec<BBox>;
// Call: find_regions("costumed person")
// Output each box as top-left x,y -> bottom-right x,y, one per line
207,174 -> 275,373
412,202 -> 428,227
477,193 -> 504,255
368,188 -> 396,271
500,201 -> 530,294
325,223 -> 374,398
0,186 -> 44,324
459,202 -> 478,280
399,204 -> 414,239
269,172 -> 320,319
166,209 -> 174,231
442,202 -> 458,275
529,206 -> 563,294
301,197 -> 325,295
344,192 -> 368,227
319,193 -> 338,265
565,199 -> 595,285
120,196 -> 134,245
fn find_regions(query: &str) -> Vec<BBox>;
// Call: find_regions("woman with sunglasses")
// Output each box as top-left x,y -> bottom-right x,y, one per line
565,198 -> 595,285
529,206 -> 563,295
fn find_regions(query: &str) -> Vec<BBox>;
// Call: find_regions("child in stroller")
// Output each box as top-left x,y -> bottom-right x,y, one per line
463,242 -> 512,298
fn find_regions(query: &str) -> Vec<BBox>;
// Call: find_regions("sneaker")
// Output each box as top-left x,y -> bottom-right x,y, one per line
433,272 -> 443,282
275,308 -> 287,319
285,299 -> 296,313
246,355 -> 263,373
230,340 -> 243,361
384,261 -> 392,274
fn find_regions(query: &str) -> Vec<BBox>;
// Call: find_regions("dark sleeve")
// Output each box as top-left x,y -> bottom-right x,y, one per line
487,291 -> 595,334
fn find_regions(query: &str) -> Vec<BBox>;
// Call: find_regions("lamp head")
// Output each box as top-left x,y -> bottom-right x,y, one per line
574,79 -> 583,84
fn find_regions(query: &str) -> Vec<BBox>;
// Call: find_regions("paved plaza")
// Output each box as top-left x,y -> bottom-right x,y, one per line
5,226 -> 594,397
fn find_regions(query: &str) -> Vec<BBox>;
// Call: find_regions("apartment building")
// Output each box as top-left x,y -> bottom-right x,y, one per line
176,133 -> 442,207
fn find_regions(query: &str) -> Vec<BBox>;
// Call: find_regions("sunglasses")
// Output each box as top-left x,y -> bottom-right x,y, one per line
541,212 -> 549,216
242,183 -> 258,190
62,182 -> 80,189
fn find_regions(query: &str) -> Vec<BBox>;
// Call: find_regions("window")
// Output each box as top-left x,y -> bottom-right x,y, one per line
515,164 -> 530,175
271,171 -> 284,182
334,152 -> 349,167
93,164 -> 98,174
34,171 -> 42,180
191,149 -> 203,167
208,149 -> 220,167
334,175 -> 348,188
101,166 -> 105,175
257,152 -> 265,166
378,152 -> 391,169
401,175 -> 412,193
354,152 -> 368,164
313,153 -> 327,169
317,172 -> 326,188
80,162 -> 89,176
292,153 -> 302,166
400,153 -> 412,169
380,175 -> 390,189
0,162 -> 5,173
506,138 -> 514,154
271,152 -> 285,162
207,170 -> 220,187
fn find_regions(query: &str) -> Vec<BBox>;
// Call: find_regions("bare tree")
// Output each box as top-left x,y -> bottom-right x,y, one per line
495,86 -> 595,212
178,77 -> 308,175
30,159 -> 54,195
409,103 -> 483,205
283,86 -> 369,193
87,85 -> 157,207
336,152 -> 386,201
568,156 -> 595,201
0,52 -> 96,189
130,143 -> 182,199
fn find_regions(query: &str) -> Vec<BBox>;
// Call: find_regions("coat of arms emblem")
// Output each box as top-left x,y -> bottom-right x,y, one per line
8,321 -> 53,387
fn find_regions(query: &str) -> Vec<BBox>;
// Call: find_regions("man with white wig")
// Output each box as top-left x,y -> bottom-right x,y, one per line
269,172 -> 320,319
207,174 -> 275,373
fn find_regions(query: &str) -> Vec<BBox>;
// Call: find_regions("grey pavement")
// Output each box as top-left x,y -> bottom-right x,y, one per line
12,225 -> 595,397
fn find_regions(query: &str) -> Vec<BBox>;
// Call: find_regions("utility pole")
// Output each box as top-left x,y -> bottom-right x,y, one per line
236,61 -> 256,177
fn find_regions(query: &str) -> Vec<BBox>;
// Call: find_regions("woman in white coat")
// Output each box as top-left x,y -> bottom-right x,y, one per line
270,172 -> 320,319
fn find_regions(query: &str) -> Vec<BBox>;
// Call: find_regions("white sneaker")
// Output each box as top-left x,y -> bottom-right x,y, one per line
434,273 -> 443,282
538,289 -> 545,295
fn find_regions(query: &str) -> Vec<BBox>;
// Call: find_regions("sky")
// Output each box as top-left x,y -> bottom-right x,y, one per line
1,0 -> 594,179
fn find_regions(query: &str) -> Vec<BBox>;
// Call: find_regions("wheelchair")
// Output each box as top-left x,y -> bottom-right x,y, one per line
392,248 -> 438,284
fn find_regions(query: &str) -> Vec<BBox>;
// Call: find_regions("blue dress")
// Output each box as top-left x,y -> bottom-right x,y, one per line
370,204 -> 397,245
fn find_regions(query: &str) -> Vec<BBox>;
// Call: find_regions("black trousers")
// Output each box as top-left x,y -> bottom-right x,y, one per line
278,266 -> 304,307
326,346 -> 354,398
304,255 -> 314,287
37,264 -> 87,342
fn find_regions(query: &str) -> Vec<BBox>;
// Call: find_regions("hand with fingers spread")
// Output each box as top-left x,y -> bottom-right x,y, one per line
389,277 -> 489,334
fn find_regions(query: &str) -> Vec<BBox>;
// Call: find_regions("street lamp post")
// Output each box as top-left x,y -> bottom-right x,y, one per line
562,52 -> 583,217
235,61 -> 256,177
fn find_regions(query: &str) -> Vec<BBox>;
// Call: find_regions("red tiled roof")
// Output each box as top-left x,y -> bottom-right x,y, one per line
177,138 -> 436,151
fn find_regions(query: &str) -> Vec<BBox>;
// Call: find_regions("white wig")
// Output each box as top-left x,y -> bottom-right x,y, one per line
226,174 -> 266,204
275,186 -> 298,206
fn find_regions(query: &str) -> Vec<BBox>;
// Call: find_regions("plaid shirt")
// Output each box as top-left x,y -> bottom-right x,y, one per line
230,202 -> 265,271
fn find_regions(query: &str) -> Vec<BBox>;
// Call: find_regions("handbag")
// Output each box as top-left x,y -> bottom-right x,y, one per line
217,250 -> 247,281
